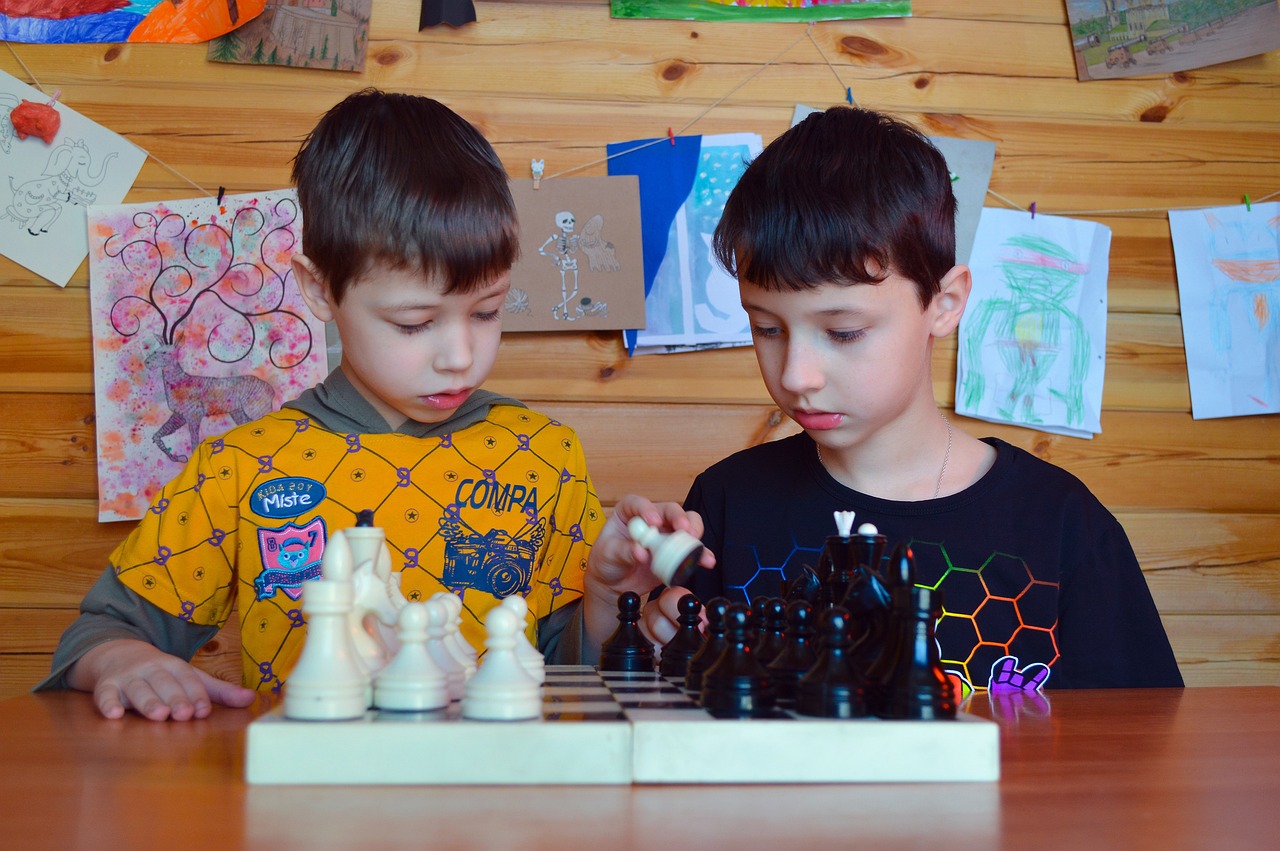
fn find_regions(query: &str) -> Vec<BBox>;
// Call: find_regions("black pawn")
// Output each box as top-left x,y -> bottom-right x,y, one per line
878,586 -> 956,721
753,598 -> 789,667
683,597 -> 730,696
766,599 -> 817,708
701,604 -> 776,718
599,591 -> 655,673
658,594 -> 704,681
795,607 -> 869,719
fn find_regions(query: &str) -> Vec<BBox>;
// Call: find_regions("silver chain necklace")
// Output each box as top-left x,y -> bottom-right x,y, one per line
816,412 -> 953,499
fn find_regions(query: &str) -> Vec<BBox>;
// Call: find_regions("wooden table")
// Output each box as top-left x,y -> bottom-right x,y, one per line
2,687 -> 1277,849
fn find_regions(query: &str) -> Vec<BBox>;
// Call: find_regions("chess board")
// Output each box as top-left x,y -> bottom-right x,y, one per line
246,666 -> 1000,785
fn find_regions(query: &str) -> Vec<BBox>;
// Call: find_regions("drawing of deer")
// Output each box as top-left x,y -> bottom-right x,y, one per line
146,343 -> 277,463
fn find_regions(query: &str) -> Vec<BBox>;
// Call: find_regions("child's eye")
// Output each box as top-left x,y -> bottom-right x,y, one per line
474,310 -> 502,322
395,321 -> 432,335
751,324 -> 782,338
829,329 -> 867,344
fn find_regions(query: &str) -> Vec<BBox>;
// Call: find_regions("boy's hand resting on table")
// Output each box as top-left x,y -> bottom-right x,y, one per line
584,494 -> 715,652
67,639 -> 256,721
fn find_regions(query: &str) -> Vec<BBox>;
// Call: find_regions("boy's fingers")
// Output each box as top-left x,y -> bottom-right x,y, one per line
92,684 -> 127,720
198,670 -> 257,709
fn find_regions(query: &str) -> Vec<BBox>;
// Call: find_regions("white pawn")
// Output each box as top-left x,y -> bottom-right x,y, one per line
373,602 -> 449,712
284,529 -> 369,720
462,605 -> 542,721
627,516 -> 704,587
425,598 -> 468,702
434,592 -> 479,677
500,595 -> 546,685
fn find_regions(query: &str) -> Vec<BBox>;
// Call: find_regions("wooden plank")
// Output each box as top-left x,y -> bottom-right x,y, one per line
2,400 -> 1278,510
0,286 -> 1195,409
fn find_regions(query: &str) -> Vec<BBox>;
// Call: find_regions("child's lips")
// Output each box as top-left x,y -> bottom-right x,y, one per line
422,389 -> 471,410
791,409 -> 844,430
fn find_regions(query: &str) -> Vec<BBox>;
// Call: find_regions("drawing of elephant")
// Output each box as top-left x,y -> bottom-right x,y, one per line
4,138 -> 118,236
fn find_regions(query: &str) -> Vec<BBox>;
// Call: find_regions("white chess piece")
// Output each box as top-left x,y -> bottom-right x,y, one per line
373,602 -> 449,712
834,511 -> 857,537
425,598 -> 468,702
434,592 -> 479,677
346,522 -> 408,676
627,516 -> 704,587
500,595 -> 546,685
284,529 -> 369,720
462,605 -> 542,721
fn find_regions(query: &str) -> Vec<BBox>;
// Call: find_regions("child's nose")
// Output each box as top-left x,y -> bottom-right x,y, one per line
780,341 -> 824,394
434,322 -> 474,372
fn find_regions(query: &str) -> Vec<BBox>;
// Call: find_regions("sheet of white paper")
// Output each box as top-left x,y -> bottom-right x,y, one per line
635,132 -> 762,350
0,71 -> 147,286
956,208 -> 1111,438
1169,201 -> 1280,419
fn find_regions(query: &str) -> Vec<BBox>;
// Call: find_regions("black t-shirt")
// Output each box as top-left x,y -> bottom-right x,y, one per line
683,434 -> 1183,690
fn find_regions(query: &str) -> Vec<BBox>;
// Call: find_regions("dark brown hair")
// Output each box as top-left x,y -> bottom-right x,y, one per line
292,89 -> 517,302
713,107 -> 956,308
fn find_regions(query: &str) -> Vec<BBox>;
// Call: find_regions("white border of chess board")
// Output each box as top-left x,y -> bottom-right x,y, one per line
246,667 -> 1000,785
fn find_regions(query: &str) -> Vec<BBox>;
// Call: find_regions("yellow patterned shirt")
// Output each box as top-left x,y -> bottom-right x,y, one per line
110,404 -> 601,693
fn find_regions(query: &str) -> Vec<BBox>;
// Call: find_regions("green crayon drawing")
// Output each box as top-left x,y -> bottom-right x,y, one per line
961,234 -> 1092,426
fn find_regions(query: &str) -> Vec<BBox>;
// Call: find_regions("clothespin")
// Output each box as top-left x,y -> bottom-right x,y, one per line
1244,193 -> 1251,212
1029,201 -> 1037,219
48,89 -> 61,106
845,86 -> 855,106
531,158 -> 545,190
949,171 -> 959,184
667,127 -> 676,145
216,186 -> 225,206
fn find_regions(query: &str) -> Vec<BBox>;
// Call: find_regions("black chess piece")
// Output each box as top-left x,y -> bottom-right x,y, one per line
658,594 -> 704,681
753,598 -> 789,667
877,586 -> 957,721
765,599 -> 817,708
683,597 -> 730,696
701,604 -> 776,719
863,542 -> 918,713
841,529 -> 893,672
795,606 -> 869,719
748,595 -> 768,649
782,565 -> 821,607
355,508 -> 376,526
599,591 -> 655,673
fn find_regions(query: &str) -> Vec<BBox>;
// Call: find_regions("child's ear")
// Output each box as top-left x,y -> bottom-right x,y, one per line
931,264 -> 971,337
292,255 -> 336,322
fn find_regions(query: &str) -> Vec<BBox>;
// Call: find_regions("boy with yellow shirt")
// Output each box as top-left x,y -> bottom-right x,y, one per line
41,89 -> 703,720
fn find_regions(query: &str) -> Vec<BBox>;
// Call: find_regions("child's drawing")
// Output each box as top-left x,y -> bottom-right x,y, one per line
610,0 -> 910,23
957,208 -> 1111,438
1169,201 -> 1280,419
0,0 -> 265,44
0,72 -> 146,286
607,132 -> 763,355
1067,0 -> 1280,82
536,211 -> 617,322
506,176 -> 645,333
207,1 -> 371,73
88,189 -> 329,521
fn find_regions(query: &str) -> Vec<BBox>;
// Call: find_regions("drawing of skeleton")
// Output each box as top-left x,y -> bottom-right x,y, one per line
537,210 -> 616,321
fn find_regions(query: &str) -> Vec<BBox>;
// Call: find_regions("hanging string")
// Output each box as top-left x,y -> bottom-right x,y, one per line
986,186 -> 1280,218
543,23 -> 815,182
4,42 -> 43,92
3,42 -> 214,197
805,23 -> 856,106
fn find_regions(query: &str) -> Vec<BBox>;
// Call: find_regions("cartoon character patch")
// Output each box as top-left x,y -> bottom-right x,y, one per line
441,520 -> 545,598
254,518 -> 327,600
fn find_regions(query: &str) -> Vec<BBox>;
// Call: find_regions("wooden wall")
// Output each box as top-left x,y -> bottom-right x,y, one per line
1,0 -> 1277,698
